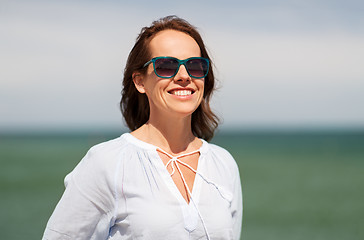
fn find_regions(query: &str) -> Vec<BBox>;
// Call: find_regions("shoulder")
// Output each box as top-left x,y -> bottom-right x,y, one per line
88,134 -> 129,155
65,133 -> 143,194
204,141 -> 240,176
207,143 -> 234,159
206,142 -> 236,164
83,133 -> 141,163
69,133 -> 139,179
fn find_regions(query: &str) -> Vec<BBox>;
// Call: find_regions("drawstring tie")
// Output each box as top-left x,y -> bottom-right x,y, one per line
164,150 -> 200,177
160,148 -> 233,203
157,148 -> 212,239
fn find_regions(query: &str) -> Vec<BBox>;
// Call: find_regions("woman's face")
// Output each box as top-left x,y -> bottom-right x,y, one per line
134,30 -> 205,119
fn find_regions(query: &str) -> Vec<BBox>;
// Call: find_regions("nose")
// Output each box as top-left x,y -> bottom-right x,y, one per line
173,64 -> 191,82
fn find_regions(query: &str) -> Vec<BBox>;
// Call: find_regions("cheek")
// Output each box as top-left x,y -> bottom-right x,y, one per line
144,80 -> 167,100
197,80 -> 205,94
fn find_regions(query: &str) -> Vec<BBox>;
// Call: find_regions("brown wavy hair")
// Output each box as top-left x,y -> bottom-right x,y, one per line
120,16 -> 219,141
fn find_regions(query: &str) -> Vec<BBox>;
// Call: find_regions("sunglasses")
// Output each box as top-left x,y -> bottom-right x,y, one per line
143,56 -> 209,79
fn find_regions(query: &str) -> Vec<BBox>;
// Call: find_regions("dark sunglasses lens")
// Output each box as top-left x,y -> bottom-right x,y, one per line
186,59 -> 208,78
154,58 -> 179,77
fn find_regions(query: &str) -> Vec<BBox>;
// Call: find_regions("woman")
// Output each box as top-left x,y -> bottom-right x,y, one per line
43,16 -> 242,240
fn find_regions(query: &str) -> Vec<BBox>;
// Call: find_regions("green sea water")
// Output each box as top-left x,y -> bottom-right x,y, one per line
1,131 -> 363,240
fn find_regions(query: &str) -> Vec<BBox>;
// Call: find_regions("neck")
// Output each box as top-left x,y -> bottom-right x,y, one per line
132,112 -> 200,155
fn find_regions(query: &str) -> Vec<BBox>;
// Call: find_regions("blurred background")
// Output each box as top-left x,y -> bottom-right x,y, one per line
1,0 -> 363,239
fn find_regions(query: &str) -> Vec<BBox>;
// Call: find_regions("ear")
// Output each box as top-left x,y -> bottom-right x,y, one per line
132,72 -> 146,94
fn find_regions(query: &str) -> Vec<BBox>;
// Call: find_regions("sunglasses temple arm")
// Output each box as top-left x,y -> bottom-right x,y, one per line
143,59 -> 153,68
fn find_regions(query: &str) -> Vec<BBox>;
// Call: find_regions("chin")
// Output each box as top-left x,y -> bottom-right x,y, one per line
169,106 -> 199,118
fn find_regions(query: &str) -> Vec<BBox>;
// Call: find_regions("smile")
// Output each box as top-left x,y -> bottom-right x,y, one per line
169,89 -> 194,96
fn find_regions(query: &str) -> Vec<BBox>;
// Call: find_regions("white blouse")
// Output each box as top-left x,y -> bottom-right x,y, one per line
43,133 -> 243,240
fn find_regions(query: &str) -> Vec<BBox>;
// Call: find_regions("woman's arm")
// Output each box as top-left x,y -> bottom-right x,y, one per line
231,162 -> 243,240
43,148 -> 118,240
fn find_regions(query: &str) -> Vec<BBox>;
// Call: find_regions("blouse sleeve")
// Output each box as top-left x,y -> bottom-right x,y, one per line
42,147 -> 118,240
231,165 -> 243,240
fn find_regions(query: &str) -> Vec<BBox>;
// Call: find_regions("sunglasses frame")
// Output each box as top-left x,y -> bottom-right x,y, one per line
143,56 -> 209,79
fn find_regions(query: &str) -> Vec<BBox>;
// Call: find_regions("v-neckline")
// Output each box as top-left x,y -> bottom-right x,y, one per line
154,148 -> 203,206
122,133 -> 206,206
123,133 -> 207,231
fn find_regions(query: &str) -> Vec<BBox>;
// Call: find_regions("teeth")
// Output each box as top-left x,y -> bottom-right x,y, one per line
171,90 -> 192,96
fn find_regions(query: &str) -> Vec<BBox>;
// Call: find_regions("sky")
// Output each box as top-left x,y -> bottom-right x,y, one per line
1,0 -> 364,133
